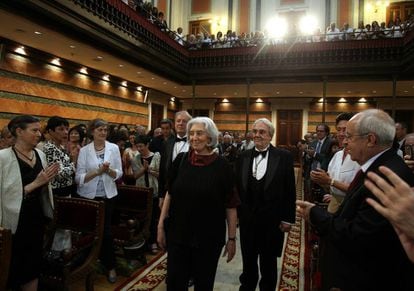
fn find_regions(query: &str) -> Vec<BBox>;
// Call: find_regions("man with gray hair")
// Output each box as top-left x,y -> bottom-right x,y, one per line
297,109 -> 414,290
235,118 -> 296,291
158,110 -> 192,207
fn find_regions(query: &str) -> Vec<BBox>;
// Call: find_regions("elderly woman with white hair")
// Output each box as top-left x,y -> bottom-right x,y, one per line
157,117 -> 239,291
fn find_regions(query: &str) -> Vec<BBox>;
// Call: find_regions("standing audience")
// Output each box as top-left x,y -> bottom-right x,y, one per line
131,135 -> 161,253
1,115 -> 59,291
297,109 -> 414,290
43,116 -> 76,197
75,118 -> 123,283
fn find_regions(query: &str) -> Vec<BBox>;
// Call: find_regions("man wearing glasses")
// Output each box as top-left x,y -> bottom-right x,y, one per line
297,109 -> 414,291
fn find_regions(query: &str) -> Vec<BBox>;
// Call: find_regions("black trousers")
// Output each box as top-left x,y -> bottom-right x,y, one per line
239,223 -> 278,291
95,196 -> 116,270
166,242 -> 222,291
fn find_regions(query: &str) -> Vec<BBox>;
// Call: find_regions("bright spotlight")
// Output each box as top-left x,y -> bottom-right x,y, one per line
299,16 -> 318,35
265,17 -> 288,38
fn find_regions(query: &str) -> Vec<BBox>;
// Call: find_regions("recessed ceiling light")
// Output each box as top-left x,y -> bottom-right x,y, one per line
359,98 -> 367,102
95,56 -> 103,61
51,58 -> 61,66
118,64 -> 124,68
174,86 -> 177,88
103,74 -> 110,81
80,67 -> 88,74
14,46 -> 26,55
69,45 -> 76,49
222,98 -> 229,103
163,82 -> 167,85
34,31 -> 42,35
137,86 -> 142,91
170,97 -> 176,102
151,77 -> 155,80
299,91 -> 304,94
372,90 -> 377,94
121,81 -> 127,87
276,91 -> 280,95
318,98 -> 324,102
339,97 -> 347,102
256,98 -> 263,103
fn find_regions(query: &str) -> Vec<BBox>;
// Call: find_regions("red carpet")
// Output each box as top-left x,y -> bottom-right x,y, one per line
277,170 -> 310,290
115,252 -> 167,291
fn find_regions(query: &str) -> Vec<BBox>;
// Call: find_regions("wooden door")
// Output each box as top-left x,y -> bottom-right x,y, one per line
277,110 -> 302,164
387,1 -> 414,23
151,103 -> 164,130
189,20 -> 211,36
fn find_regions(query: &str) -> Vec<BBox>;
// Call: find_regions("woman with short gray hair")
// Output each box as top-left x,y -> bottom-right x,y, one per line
158,117 -> 239,290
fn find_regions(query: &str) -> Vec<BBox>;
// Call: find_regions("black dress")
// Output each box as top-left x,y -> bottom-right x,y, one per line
8,150 -> 46,288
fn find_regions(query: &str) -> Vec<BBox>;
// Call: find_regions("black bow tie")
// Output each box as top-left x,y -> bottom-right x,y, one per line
253,150 -> 268,158
175,136 -> 187,142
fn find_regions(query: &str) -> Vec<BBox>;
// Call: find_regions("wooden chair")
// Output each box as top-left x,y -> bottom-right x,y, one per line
112,185 -> 153,265
0,227 -> 12,291
40,197 -> 105,291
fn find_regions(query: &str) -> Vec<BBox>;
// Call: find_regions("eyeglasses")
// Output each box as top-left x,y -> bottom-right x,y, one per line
344,132 -> 369,140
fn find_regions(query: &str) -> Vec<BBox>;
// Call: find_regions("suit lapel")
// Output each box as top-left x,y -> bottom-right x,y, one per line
264,147 -> 280,191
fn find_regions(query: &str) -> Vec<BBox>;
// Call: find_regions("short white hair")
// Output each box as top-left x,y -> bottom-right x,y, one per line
353,109 -> 395,146
253,118 -> 275,138
186,117 -> 219,148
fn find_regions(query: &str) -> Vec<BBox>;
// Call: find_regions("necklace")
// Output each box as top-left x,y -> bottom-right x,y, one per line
14,146 -> 34,161
252,156 -> 266,178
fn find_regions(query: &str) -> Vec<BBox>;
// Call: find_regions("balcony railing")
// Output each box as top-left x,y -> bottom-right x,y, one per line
10,0 -> 414,82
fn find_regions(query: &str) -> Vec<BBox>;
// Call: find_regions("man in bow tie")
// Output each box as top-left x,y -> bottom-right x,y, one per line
158,110 -> 192,208
235,118 -> 296,291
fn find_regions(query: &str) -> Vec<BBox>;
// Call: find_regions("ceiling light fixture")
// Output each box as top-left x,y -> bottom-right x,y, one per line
339,97 -> 347,102
121,81 -> 128,87
51,58 -> 61,66
359,98 -> 367,102
222,98 -> 229,103
256,98 -> 263,103
14,46 -> 26,55
103,74 -> 110,81
34,31 -> 42,35
137,86 -> 142,91
80,67 -> 88,74
69,45 -> 76,49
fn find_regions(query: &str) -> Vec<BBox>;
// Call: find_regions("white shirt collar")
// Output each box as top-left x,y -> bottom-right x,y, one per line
360,148 -> 390,173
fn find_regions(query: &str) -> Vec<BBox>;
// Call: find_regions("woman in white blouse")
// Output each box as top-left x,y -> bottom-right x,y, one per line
75,119 -> 123,283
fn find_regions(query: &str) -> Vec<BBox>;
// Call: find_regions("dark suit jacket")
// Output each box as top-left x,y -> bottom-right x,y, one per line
235,145 -> 296,256
310,149 -> 414,291
310,137 -> 332,170
158,134 -> 176,198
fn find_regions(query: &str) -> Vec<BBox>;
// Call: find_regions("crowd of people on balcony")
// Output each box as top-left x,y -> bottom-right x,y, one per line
119,0 -> 414,50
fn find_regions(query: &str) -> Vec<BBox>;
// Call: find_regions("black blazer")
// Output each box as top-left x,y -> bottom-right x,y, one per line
235,145 -> 296,256
158,135 -> 176,198
310,137 -> 331,170
310,149 -> 414,291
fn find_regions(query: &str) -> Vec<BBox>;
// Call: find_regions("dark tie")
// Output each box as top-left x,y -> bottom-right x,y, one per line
175,136 -> 187,142
253,149 -> 268,158
347,169 -> 364,193
315,141 -> 322,154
